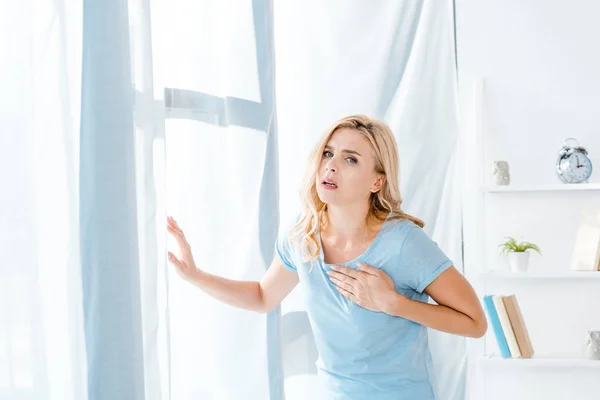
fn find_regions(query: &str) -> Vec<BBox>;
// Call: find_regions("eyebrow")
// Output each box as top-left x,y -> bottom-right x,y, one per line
324,145 -> 361,157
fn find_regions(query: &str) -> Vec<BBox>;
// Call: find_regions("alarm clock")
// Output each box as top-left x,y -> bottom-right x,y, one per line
556,138 -> 593,184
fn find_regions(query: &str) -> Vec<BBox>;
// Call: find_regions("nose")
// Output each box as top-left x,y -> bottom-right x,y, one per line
325,158 -> 337,173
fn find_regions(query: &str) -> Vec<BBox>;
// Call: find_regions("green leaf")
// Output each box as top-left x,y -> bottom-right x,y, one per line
498,237 -> 541,256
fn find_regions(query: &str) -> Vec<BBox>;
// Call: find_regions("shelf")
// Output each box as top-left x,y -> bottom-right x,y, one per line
481,271 -> 600,280
482,183 -> 600,193
482,355 -> 600,368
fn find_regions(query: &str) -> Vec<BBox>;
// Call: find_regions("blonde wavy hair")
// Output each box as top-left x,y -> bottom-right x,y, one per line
290,115 -> 424,262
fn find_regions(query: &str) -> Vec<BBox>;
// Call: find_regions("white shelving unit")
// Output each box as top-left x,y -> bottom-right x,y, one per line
482,183 -> 600,193
463,79 -> 600,400
479,186 -> 599,371
480,271 -> 600,280
481,355 -> 600,369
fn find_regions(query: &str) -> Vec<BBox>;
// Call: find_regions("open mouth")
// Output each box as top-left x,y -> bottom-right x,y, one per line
321,180 -> 338,188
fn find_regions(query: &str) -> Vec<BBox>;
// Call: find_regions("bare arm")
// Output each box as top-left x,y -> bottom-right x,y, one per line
167,216 -> 299,313
184,257 -> 299,313
384,266 -> 487,338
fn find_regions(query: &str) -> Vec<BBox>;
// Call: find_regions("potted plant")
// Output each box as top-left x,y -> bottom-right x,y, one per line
498,237 -> 541,272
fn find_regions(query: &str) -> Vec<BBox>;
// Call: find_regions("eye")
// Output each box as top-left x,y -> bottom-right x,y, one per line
323,151 -> 333,158
346,157 -> 358,164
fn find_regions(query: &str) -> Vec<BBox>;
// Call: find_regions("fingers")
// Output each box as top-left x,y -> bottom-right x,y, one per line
357,262 -> 379,276
327,269 -> 353,285
167,223 -> 183,237
335,285 -> 360,305
168,251 -> 184,269
329,276 -> 355,293
167,226 -> 188,250
330,265 -> 362,279
167,217 -> 189,246
167,216 -> 182,233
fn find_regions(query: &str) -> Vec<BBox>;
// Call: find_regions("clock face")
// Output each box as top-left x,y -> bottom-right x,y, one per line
558,152 -> 592,183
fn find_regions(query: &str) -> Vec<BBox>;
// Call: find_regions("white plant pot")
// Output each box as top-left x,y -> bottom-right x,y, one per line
508,252 -> 530,273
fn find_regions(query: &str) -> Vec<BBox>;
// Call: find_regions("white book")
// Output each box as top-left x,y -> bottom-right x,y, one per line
492,295 -> 521,359
570,209 -> 600,272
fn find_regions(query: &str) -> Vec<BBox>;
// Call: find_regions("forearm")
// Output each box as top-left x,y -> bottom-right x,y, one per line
187,270 -> 265,313
384,293 -> 486,338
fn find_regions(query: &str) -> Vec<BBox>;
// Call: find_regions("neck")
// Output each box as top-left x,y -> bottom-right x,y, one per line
323,202 -> 373,240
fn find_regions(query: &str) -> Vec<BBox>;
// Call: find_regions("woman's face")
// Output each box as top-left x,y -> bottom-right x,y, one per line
316,128 -> 383,206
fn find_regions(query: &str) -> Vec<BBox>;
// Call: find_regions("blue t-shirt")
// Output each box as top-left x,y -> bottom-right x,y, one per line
275,216 -> 453,400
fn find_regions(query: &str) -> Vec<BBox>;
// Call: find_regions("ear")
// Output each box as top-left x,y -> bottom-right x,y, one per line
370,175 -> 386,193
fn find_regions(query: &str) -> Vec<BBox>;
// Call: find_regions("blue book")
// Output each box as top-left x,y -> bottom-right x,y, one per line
483,295 -> 511,358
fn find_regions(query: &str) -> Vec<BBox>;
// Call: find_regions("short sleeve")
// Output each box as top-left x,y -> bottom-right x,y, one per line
275,231 -> 297,273
400,226 -> 453,293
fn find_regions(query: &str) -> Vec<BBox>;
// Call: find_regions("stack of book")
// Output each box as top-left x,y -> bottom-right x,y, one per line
483,294 -> 534,359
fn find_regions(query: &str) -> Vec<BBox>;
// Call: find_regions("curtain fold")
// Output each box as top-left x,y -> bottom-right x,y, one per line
80,0 -> 147,398
81,0 -> 170,398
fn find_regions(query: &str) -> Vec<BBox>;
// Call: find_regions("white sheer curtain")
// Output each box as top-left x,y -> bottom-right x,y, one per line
2,1 -> 464,399
154,0 -> 281,398
1,0 -> 167,399
1,0 -> 276,398
0,2 -> 86,399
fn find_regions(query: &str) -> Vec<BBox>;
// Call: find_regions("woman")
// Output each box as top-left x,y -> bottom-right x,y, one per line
167,115 -> 487,400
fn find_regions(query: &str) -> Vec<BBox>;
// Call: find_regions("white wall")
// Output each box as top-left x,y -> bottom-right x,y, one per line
457,1 -> 600,399
457,0 -> 600,186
